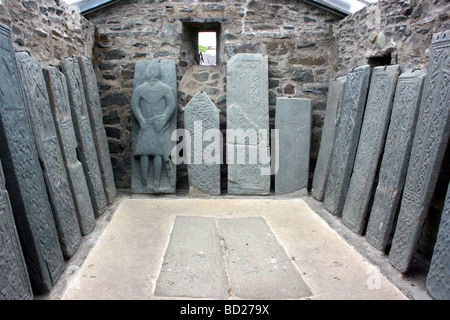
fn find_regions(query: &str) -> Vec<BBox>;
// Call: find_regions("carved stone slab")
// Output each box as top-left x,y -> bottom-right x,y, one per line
78,56 -> 116,204
183,91 -> 221,196
226,53 -> 270,195
275,97 -> 311,196
44,66 -> 96,236
131,60 -> 177,194
342,65 -> 400,234
324,65 -> 371,216
0,159 -> 33,300
389,31 -> 450,273
426,182 -> 450,300
0,23 -> 64,294
366,69 -> 426,251
61,57 -> 107,217
16,52 -> 81,259
311,76 -> 346,201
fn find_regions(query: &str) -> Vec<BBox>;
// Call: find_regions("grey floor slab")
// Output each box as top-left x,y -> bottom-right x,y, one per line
61,198 -> 408,300
154,216 -> 228,299
155,216 -> 311,299
217,217 -> 312,299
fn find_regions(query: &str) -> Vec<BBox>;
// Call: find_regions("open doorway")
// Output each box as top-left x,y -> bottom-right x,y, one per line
199,32 -> 217,66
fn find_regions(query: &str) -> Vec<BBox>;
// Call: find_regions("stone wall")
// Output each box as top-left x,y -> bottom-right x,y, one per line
87,0 -> 342,189
332,0 -> 450,75
0,0 -> 94,67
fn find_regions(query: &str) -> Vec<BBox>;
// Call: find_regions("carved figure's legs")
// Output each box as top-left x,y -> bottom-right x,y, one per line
154,155 -> 162,188
140,155 -> 149,186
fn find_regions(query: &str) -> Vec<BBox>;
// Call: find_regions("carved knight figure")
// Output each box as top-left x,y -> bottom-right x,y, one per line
131,60 -> 176,190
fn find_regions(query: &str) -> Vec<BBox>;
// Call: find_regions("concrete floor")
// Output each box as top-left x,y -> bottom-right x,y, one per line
40,190 -> 432,300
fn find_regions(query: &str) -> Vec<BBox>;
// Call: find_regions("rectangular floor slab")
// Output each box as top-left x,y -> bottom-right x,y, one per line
155,216 -> 311,299
61,198 -> 407,300
154,216 -> 229,299
217,217 -> 312,299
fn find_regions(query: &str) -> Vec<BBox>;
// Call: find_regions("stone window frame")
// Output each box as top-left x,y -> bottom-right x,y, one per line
179,18 -> 230,67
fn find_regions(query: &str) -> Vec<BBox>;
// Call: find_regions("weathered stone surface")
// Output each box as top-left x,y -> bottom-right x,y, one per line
43,66 -> 96,236
16,52 -> 82,258
342,65 -> 400,234
0,23 -> 64,293
61,57 -> 107,217
292,69 -> 314,83
183,91 -> 221,196
0,159 -> 33,300
154,216 -> 228,299
104,48 -> 126,60
389,31 -> 450,273
366,69 -> 426,251
324,65 -> 371,216
275,97 -> 311,196
217,217 -> 312,299
426,182 -> 450,300
311,76 -> 346,201
131,60 -> 177,194
78,56 -> 117,204
226,53 -> 270,195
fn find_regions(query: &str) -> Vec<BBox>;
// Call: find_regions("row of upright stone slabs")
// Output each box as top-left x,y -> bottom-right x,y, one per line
61,57 -> 107,217
183,91 -> 221,196
44,66 -> 96,236
311,76 -> 346,201
227,53 -> 270,195
131,60 -> 177,194
342,65 -> 400,234
275,97 -> 311,196
426,182 -> 450,300
0,159 -> 33,300
324,65 -> 371,216
16,52 -> 82,259
78,56 -> 117,205
389,30 -> 450,274
365,69 -> 426,251
0,23 -> 65,294
132,54 -> 312,195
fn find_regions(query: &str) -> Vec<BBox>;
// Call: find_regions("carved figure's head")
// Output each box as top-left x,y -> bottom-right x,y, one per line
146,60 -> 161,84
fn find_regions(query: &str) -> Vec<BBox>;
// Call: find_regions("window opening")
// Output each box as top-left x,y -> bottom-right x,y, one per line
181,21 -> 221,67
198,32 -> 217,66
367,52 -> 392,68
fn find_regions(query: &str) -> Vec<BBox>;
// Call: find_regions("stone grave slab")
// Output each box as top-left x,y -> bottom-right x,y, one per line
311,76 -> 346,201
0,23 -> 65,293
389,30 -> 450,273
275,97 -> 311,196
0,159 -> 33,300
217,217 -> 312,299
183,91 -> 221,196
426,182 -> 450,300
366,69 -> 426,251
131,60 -> 177,194
226,53 -> 270,195
44,66 -> 96,236
154,216 -> 228,299
16,52 -> 81,259
154,216 -> 312,299
78,56 -> 116,204
342,65 -> 400,234
324,65 -> 371,216
61,57 -> 107,217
